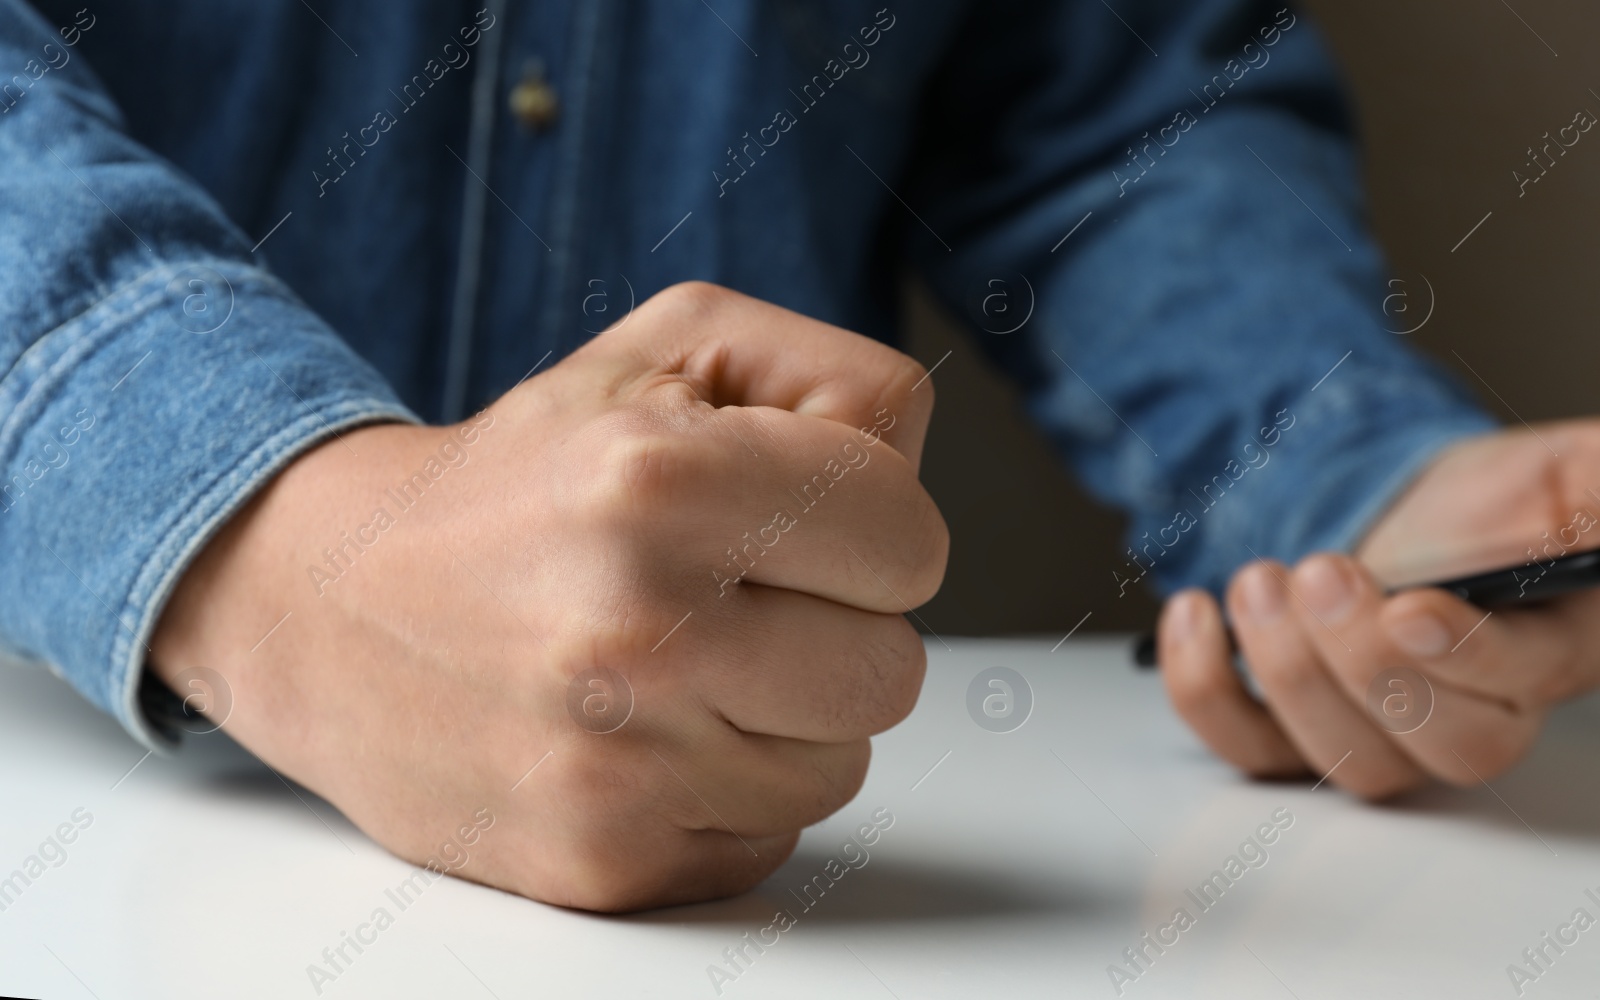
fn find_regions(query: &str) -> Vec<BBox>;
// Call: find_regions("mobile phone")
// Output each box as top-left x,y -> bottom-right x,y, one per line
1131,544 -> 1600,668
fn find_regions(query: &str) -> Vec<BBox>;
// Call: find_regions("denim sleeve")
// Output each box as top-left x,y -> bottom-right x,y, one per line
908,0 -> 1498,599
0,3 -> 419,748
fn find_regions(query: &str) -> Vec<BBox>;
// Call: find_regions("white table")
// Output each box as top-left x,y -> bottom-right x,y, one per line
3,638 -> 1599,999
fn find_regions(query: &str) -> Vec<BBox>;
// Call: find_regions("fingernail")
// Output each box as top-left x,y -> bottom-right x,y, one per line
1298,557 -> 1357,623
1386,612 -> 1452,658
1238,564 -> 1286,623
1163,590 -> 1204,645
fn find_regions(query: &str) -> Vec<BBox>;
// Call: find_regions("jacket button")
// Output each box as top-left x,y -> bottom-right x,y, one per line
510,59 -> 559,130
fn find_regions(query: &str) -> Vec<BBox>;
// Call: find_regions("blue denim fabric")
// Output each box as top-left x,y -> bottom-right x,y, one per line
0,0 -> 1495,748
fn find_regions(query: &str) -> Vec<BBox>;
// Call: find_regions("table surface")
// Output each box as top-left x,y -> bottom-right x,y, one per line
4,637 -> 1600,999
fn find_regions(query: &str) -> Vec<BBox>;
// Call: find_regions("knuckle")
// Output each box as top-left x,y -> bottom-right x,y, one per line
615,434 -> 674,508
595,426 -> 697,520
650,280 -> 733,324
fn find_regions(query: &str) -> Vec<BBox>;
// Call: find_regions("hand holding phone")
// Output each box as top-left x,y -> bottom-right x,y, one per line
1134,546 -> 1600,667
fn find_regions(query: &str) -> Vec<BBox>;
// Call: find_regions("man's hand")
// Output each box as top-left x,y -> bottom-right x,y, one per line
1159,421 -> 1600,798
150,282 -> 947,911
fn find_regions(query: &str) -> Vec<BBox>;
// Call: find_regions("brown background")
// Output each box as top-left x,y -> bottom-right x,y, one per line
906,0 -> 1600,637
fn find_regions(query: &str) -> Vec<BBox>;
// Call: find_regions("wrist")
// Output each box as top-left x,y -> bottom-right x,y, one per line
148,421 -> 427,700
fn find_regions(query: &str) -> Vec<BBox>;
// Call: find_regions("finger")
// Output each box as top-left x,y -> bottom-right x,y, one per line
531,827 -> 801,913
612,402 -> 947,613
1227,561 -> 1427,798
651,734 -> 872,839
697,584 -> 926,743
707,404 -> 947,612
1379,585 -> 1590,708
1290,553 -> 1542,785
1157,588 -> 1308,778
592,282 -> 935,469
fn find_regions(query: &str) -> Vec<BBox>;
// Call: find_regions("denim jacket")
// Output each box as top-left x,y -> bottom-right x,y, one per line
0,0 -> 1494,748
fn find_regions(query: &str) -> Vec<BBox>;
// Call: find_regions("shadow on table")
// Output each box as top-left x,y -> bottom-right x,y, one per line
621,854 -> 1102,928
1385,691 -> 1600,843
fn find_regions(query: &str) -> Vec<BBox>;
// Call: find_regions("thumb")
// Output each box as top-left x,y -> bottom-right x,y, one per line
585,282 -> 934,471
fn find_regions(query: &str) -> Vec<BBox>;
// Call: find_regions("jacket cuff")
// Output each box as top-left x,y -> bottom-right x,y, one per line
1173,359 -> 1499,596
0,260 -> 420,750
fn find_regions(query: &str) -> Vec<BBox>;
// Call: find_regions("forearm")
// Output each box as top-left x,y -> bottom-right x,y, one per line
907,0 -> 1496,596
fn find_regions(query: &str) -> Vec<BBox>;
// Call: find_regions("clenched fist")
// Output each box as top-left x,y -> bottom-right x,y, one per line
150,282 -> 948,911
